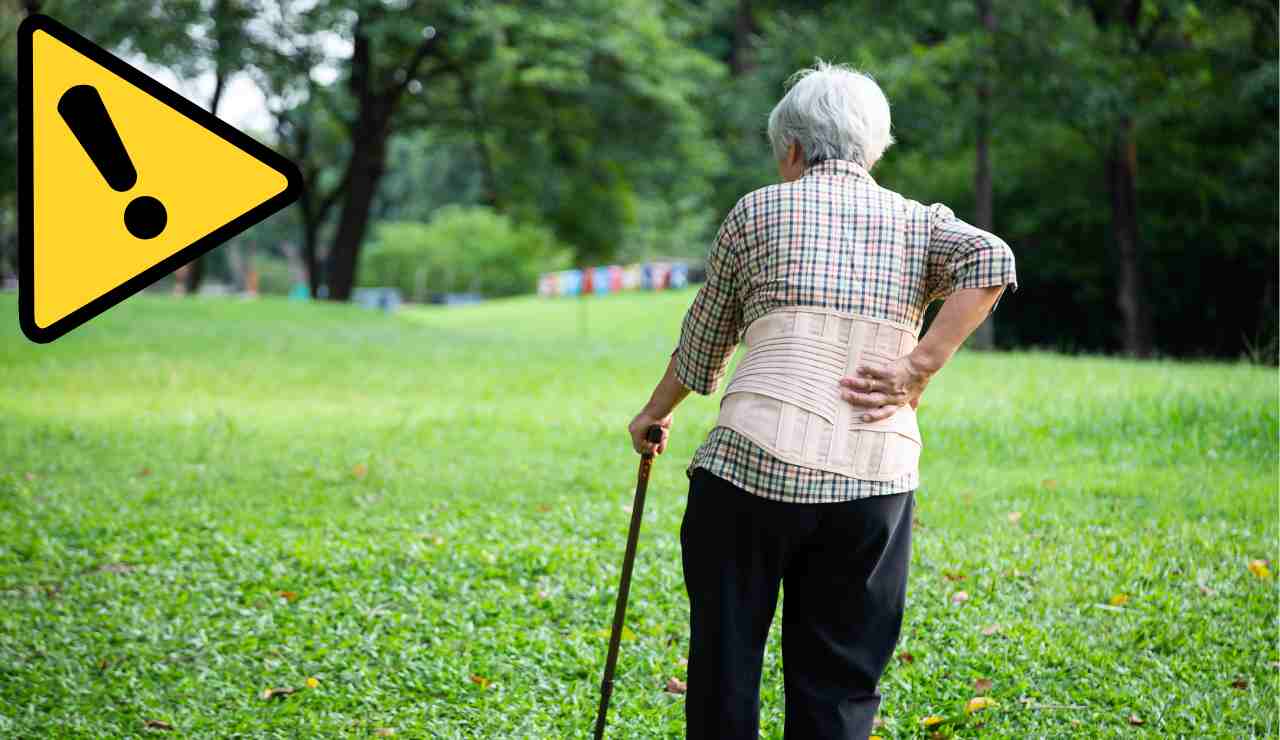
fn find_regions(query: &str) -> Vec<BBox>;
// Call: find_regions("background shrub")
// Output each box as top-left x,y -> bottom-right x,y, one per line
359,206 -> 573,300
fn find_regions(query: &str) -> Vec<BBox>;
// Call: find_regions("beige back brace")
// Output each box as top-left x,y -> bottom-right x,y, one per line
716,307 -> 923,481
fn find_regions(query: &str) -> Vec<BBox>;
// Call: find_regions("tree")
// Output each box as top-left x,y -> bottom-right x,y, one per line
321,2 -> 459,302
1080,0 -> 1163,358
253,0 -> 726,298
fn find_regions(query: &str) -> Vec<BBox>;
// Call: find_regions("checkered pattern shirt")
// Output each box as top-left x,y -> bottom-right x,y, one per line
672,158 -> 1019,503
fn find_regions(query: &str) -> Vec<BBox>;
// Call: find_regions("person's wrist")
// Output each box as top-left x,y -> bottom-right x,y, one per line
642,399 -> 672,420
908,345 -> 947,377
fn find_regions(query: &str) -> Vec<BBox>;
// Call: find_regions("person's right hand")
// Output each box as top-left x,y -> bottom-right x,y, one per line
838,354 -> 934,422
628,408 -> 672,456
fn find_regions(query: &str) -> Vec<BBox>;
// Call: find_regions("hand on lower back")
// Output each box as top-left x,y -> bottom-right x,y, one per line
838,354 -> 933,422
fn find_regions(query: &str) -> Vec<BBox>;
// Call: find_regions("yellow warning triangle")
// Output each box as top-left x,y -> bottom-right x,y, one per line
18,14 -> 301,343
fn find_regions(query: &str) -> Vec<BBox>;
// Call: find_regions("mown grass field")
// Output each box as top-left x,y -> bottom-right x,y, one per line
0,289 -> 1276,738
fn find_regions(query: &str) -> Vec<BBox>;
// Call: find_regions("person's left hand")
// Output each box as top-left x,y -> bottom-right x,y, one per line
838,355 -> 934,422
628,409 -> 673,455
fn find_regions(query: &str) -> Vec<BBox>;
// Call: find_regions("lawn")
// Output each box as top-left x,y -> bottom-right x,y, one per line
0,289 -> 1275,738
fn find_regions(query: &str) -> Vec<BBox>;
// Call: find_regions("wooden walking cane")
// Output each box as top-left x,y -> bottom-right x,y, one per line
593,424 -> 664,739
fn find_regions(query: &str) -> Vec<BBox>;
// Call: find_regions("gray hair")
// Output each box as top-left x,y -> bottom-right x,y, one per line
766,59 -> 895,169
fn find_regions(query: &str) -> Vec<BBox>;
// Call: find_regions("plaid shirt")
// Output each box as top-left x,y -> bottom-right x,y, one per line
672,158 -> 1019,503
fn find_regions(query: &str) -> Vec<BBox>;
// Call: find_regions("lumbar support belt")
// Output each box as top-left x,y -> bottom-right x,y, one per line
716,307 -> 923,481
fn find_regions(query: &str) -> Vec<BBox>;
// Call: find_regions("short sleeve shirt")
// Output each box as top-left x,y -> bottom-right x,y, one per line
671,158 -> 1019,503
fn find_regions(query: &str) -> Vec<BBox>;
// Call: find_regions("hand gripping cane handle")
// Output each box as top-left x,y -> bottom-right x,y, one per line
593,425 -> 664,740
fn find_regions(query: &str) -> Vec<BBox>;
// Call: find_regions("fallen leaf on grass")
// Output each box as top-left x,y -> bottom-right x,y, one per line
920,715 -> 945,728
897,651 -> 914,664
1231,677 -> 1248,690
469,674 -> 490,689
1248,559 -> 1272,579
1007,511 -> 1022,525
981,624 -> 1002,636
374,729 -> 396,737
143,719 -> 173,731
665,677 -> 687,694
96,563 -> 136,574
352,463 -> 368,479
278,591 -> 299,603
261,686 -> 297,700
536,504 -> 552,513
973,678 -> 993,694
1041,479 -> 1058,490
306,677 -> 319,689
1108,593 -> 1130,607
951,591 -> 970,605
965,697 -> 997,714
137,468 -> 152,477
594,627 -> 637,641
1127,714 -> 1144,726
943,571 -> 966,582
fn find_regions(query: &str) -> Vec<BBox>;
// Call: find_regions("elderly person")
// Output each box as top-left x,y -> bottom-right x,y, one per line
628,61 -> 1019,739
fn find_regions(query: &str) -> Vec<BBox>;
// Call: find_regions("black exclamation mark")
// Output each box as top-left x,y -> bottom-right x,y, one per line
57,85 -> 167,240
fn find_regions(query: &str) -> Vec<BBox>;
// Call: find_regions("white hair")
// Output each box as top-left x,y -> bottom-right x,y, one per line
766,59 -> 895,169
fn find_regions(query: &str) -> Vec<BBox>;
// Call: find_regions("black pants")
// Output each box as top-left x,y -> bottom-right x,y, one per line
680,468 -> 914,740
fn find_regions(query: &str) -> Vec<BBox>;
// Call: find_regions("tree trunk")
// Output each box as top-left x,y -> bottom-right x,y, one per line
730,0 -> 755,76
316,9 -> 440,301
181,243 -> 208,294
969,0 -> 997,349
1107,115 -> 1152,357
1088,0 -> 1153,358
324,126 -> 389,301
299,201 -> 323,298
321,11 -> 437,302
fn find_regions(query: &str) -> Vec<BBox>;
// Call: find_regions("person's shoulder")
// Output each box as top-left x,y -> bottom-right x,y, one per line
730,182 -> 786,215
863,181 -> 929,212
716,182 -> 782,238
887,191 -> 955,223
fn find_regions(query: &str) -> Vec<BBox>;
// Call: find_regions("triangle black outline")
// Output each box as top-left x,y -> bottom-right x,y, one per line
17,13 -> 303,344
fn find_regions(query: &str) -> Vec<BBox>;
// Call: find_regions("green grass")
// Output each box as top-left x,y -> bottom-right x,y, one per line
0,289 -> 1276,738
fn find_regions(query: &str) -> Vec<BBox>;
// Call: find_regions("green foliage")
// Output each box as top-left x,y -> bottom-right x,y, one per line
462,0 -> 730,265
0,0 -> 1275,355
710,0 -> 1278,359
358,206 -> 572,299
0,292 -> 1275,736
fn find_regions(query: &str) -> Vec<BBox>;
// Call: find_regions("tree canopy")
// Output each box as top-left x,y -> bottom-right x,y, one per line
0,0 -> 1274,360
